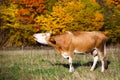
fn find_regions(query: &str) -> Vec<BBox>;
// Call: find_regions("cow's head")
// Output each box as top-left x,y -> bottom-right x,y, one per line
33,32 -> 51,44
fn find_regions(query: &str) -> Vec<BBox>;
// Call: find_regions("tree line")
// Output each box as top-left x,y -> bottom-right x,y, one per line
0,0 -> 120,47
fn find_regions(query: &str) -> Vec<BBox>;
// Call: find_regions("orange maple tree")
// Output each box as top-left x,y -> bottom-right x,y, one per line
13,0 -> 47,23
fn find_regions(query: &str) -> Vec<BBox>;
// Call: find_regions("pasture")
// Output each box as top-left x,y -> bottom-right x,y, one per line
0,47 -> 120,80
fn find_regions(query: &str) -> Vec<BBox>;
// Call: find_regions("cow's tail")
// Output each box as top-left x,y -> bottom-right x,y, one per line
104,41 -> 107,57
104,40 -> 108,69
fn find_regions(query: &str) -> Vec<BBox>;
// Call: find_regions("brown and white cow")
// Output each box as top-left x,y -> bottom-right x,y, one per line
33,31 -> 107,72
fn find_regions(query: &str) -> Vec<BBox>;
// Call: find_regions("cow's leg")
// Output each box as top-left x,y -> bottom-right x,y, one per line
61,52 -> 74,72
99,51 -> 107,72
98,43 -> 107,72
68,44 -> 74,72
101,58 -> 105,72
68,56 -> 74,72
90,49 -> 98,71
98,52 -> 105,72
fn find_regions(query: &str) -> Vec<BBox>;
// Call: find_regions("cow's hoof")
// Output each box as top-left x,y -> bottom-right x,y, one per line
90,68 -> 94,71
69,67 -> 74,72
101,69 -> 104,72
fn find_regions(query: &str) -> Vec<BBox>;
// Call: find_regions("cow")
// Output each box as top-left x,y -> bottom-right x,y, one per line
33,31 -> 108,72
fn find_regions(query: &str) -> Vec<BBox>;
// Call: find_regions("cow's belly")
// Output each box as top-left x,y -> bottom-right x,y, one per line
74,49 -> 91,55
74,49 -> 84,53
61,49 -> 91,59
72,36 -> 96,52
74,43 -> 96,53
73,42 -> 96,53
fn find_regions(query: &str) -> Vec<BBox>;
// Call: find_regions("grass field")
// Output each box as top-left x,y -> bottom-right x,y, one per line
0,47 -> 120,80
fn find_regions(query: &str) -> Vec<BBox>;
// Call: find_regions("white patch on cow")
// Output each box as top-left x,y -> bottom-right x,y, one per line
74,49 -> 84,53
93,49 -> 98,54
61,52 -> 69,59
69,56 -> 74,72
90,55 -> 98,71
33,33 -> 51,44
101,60 -> 105,72
92,48 -> 98,56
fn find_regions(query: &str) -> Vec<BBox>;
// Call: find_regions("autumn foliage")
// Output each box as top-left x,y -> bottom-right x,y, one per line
104,0 -> 120,43
13,0 -> 47,23
106,0 -> 120,8
37,0 -> 104,34
0,0 -> 120,47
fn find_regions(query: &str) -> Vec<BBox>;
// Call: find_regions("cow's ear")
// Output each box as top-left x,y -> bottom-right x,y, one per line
49,37 -> 56,44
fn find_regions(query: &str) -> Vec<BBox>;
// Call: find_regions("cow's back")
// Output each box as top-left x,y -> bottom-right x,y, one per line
49,31 -> 107,53
71,31 -> 107,52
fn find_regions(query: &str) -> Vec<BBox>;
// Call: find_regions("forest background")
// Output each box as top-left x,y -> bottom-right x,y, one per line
0,0 -> 120,47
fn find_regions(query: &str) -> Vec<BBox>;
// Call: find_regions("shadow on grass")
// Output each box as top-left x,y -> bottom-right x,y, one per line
52,60 -> 110,70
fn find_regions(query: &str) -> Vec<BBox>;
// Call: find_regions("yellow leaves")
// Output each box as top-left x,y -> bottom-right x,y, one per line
65,1 -> 104,31
65,1 -> 85,14
68,1 -> 85,8
13,23 -> 20,28
36,0 -> 104,34
95,11 -> 104,21
90,0 -> 99,6
91,11 -> 104,30
36,4 -> 73,35
90,0 -> 96,3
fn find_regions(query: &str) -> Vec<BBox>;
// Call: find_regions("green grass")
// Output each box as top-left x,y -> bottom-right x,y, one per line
0,48 -> 120,80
